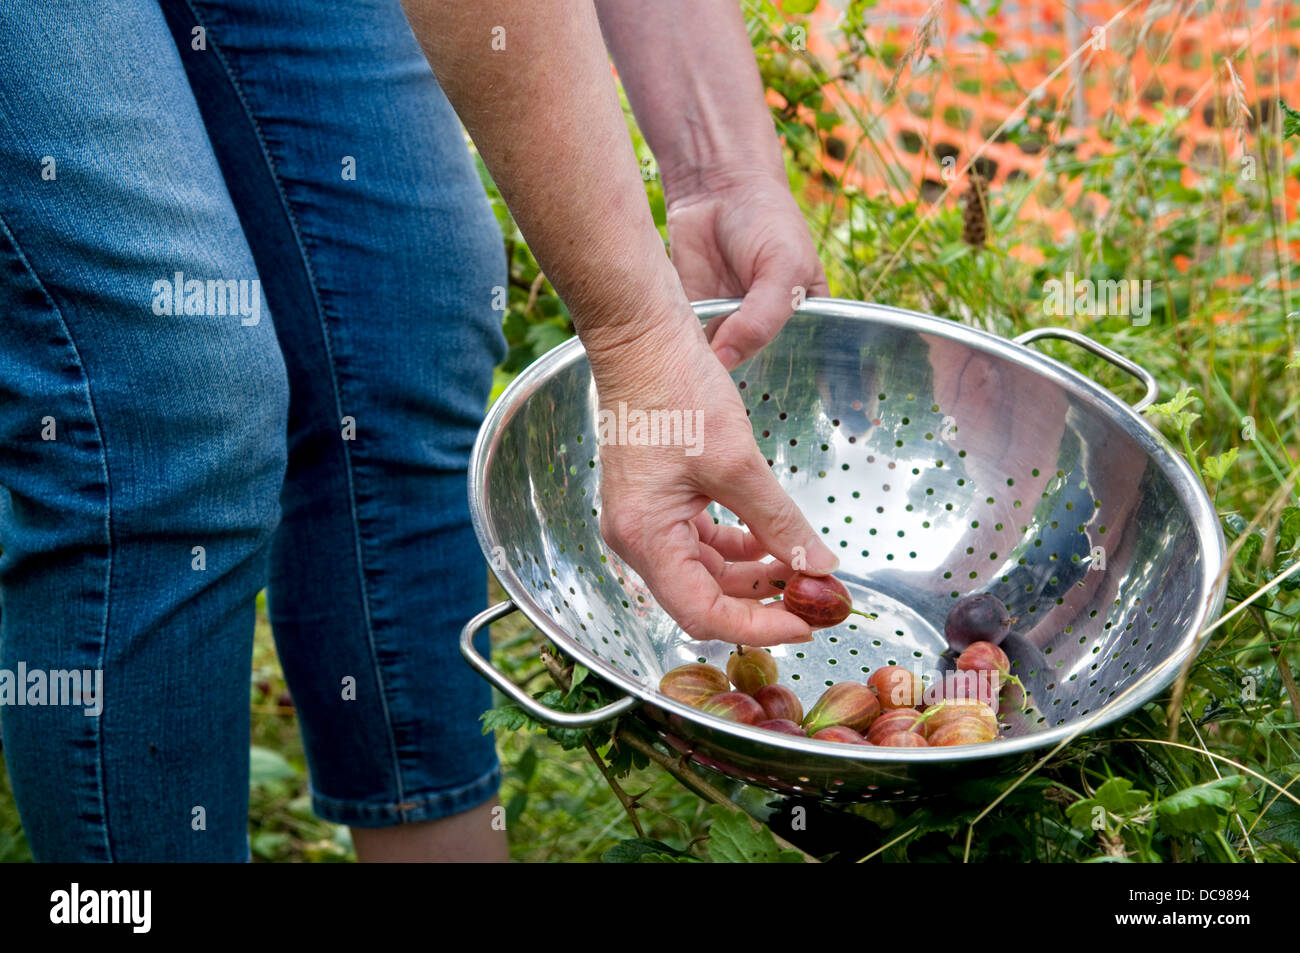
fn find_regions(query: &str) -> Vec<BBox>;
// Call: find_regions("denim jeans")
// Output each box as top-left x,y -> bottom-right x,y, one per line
0,0 -> 507,860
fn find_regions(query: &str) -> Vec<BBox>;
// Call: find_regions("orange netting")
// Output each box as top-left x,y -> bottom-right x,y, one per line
779,1 -> 1299,250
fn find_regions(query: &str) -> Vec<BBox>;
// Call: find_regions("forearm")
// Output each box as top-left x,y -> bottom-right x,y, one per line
401,0 -> 695,381
594,0 -> 785,203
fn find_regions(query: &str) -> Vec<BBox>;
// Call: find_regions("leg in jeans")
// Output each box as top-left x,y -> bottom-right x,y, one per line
0,1 -> 287,861
166,0 -> 509,857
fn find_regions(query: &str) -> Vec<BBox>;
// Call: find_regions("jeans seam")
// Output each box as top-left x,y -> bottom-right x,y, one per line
179,0 -> 407,803
0,210 -> 115,862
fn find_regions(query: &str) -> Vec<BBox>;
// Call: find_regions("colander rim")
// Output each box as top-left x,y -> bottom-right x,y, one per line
469,297 -> 1229,765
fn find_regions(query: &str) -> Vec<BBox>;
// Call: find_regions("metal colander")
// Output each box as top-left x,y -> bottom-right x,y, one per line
462,299 -> 1227,800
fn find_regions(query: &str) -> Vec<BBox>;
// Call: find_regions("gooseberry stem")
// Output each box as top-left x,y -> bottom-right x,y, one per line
833,591 -> 876,621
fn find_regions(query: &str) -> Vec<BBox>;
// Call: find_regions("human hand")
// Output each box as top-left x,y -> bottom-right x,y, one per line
586,308 -> 839,646
665,168 -> 829,370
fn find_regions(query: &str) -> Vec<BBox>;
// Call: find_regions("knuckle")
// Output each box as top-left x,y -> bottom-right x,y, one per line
711,449 -> 760,489
727,318 -> 773,354
763,492 -> 805,539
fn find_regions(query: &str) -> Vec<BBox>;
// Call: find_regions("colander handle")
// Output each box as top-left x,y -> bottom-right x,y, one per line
460,600 -> 641,727
1013,327 -> 1159,412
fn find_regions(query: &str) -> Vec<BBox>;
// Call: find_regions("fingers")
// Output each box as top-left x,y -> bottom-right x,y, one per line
692,511 -> 770,562
708,457 -> 839,577
708,273 -> 797,370
695,543 -> 792,599
606,515 -> 812,646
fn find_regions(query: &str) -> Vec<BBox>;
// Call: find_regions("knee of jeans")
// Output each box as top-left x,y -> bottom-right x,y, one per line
100,327 -> 290,564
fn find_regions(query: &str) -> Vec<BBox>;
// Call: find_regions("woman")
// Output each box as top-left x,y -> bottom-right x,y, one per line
0,0 -> 837,862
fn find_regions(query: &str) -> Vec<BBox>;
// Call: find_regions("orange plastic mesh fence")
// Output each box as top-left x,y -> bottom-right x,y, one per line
775,0 -> 1299,243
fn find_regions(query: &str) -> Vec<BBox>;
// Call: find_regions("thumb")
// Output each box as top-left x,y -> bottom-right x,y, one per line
708,273 -> 800,370
709,456 -> 839,576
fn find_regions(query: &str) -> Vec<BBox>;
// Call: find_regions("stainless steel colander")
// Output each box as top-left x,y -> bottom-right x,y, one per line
461,298 -> 1228,800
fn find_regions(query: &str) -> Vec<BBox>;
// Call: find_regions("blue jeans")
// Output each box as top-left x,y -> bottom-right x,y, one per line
0,0 -> 507,860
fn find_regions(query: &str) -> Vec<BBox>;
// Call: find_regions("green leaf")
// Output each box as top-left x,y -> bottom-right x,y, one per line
605,735 -> 650,779
249,745 -> 298,788
505,790 -> 529,827
1156,776 -> 1245,835
937,242 -> 971,265
0,826 -> 32,863
524,321 -> 572,357
1277,506 -> 1300,554
564,663 -> 590,703
1238,533 -> 1262,571
1273,555 -> 1300,591
601,838 -> 698,863
515,743 -> 539,786
1145,386 -> 1201,434
1281,100 -> 1300,139
1222,512 -> 1249,536
1093,777 -> 1150,813
638,853 -> 698,863
1065,778 -> 1149,829
1202,447 -> 1238,482
488,366 -> 516,406
1253,765 -> 1300,850
704,805 -> 805,863
783,0 -> 820,15
251,830 -> 290,860
480,704 -> 531,734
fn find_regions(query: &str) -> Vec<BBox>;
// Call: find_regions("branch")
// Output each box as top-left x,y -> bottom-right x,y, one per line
538,647 -> 644,838
613,728 -> 819,863
1251,607 -> 1300,719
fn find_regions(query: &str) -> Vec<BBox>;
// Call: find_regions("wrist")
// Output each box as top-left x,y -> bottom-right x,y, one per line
660,154 -> 789,210
579,299 -> 708,400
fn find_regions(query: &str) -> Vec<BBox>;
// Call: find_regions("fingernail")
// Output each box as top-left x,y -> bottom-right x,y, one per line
714,345 -> 741,370
793,633 -> 815,643
806,543 -> 839,574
